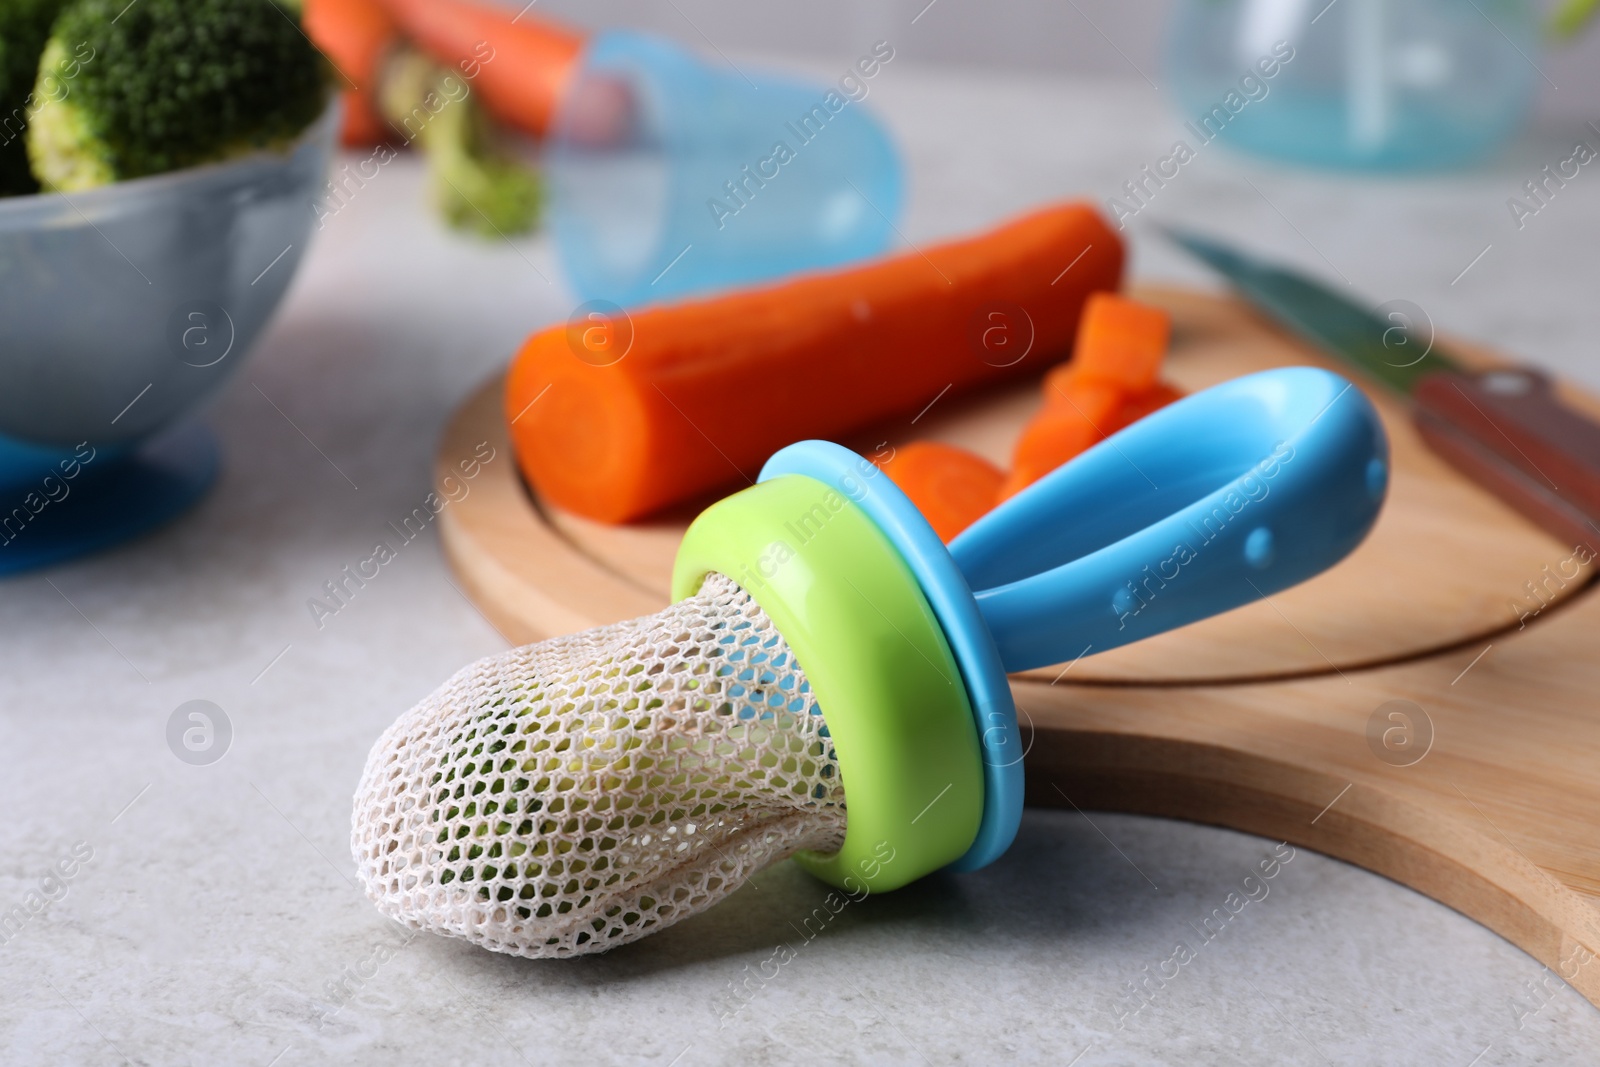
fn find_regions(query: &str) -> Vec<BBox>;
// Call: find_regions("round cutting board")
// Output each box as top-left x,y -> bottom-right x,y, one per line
436,287 -> 1586,686
434,286 -> 1600,1010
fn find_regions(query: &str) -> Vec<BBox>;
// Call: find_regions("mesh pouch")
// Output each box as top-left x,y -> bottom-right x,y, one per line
352,573 -> 847,957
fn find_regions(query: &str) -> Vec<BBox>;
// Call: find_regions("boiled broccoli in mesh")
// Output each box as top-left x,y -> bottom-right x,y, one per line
0,0 -> 64,194
26,0 -> 327,192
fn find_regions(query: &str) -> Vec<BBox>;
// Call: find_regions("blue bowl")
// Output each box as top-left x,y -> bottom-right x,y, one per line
0,101 -> 337,568
0,100 -> 337,457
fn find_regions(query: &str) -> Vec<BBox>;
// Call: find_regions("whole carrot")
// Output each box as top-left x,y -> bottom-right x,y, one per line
378,0 -> 584,137
505,201 -> 1123,523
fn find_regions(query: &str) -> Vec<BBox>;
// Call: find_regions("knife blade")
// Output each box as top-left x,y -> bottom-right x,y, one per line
1163,225 -> 1600,550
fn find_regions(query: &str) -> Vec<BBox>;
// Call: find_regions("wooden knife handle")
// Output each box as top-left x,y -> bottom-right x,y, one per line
1412,368 -> 1600,548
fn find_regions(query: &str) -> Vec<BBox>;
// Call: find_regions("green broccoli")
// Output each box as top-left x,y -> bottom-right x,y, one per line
1552,0 -> 1600,38
26,0 -> 327,192
377,47 -> 541,238
0,0 -> 64,195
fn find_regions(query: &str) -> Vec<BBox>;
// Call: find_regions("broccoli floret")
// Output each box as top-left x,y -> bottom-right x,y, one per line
0,0 -> 64,195
26,0 -> 327,192
377,48 -> 541,238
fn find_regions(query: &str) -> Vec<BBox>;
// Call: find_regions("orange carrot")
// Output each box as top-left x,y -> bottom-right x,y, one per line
1000,380 -> 1185,500
996,470 -> 1029,503
880,442 -> 1005,543
505,201 -> 1124,523
999,295 -> 1177,500
379,0 -> 585,137
303,0 -> 400,146
1040,364 -> 1123,419
999,376 -> 1122,501
1063,292 -> 1172,394
1107,382 -> 1184,434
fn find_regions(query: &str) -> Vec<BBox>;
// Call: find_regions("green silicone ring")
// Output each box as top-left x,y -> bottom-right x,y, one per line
671,475 -> 982,893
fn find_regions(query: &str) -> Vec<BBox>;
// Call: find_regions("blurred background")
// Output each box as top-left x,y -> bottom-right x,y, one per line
533,0 -> 1600,118
492,0 -> 1600,393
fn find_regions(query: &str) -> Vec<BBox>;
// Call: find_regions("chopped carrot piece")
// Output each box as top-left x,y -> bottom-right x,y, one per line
996,467 -> 1036,503
880,442 -> 1005,543
1018,375 -> 1121,471
1040,361 -> 1099,409
999,413 -> 1101,501
1107,382 -> 1184,434
1000,376 -> 1123,500
1001,379 -> 1186,501
998,292 -> 1181,501
1040,367 -> 1123,420
1066,293 -> 1172,394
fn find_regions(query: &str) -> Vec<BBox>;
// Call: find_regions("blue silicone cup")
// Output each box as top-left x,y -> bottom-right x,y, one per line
545,30 -> 905,307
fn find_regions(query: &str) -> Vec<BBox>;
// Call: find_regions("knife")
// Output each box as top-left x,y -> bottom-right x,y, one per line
1163,226 -> 1600,551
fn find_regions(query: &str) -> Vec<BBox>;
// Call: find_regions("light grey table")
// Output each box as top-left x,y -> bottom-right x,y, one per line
3,63 -> 1599,1066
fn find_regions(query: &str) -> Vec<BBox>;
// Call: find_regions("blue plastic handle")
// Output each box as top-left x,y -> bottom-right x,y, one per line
950,367 -> 1388,673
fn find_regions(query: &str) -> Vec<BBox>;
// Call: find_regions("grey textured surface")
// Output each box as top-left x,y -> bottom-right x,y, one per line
2,61 -> 1600,1065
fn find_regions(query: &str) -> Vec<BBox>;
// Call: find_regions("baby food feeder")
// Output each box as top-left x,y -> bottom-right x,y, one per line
353,367 -> 1388,957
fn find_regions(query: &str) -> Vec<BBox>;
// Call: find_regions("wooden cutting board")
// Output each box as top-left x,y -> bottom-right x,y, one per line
436,287 -> 1600,1007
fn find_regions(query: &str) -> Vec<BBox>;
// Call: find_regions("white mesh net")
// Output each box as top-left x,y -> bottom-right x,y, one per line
351,573 -> 847,958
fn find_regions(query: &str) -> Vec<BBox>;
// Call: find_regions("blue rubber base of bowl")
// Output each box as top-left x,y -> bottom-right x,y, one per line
759,440 -> 1024,873
0,422 -> 218,576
